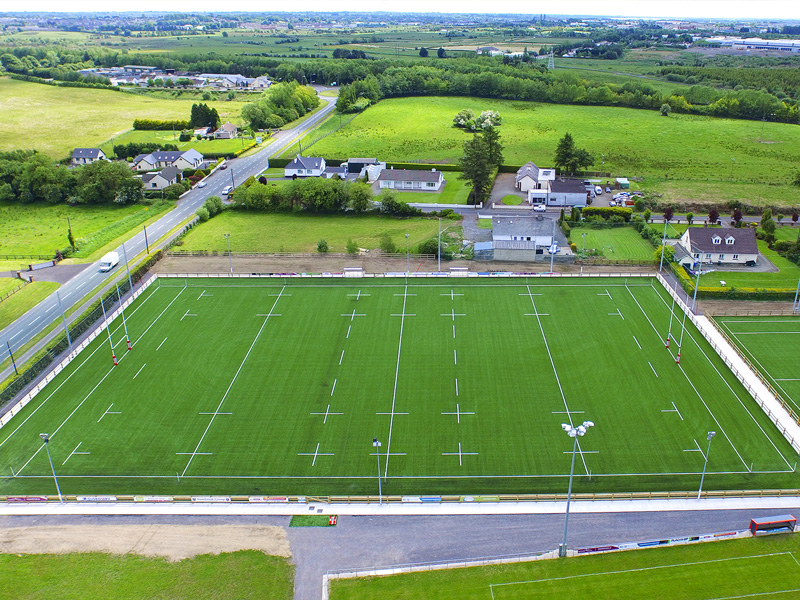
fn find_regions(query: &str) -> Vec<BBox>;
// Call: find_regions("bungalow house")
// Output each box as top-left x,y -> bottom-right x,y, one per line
214,122 -> 238,140
132,149 -> 204,171
141,166 -> 180,190
675,227 -> 759,267
343,157 -> 386,181
546,179 -> 590,208
285,156 -> 326,177
71,148 -> 107,165
251,76 -> 272,89
173,149 -> 204,170
491,216 -> 558,261
376,168 -> 444,191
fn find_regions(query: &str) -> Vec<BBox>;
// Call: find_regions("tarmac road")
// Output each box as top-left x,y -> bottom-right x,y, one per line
0,94 -> 337,382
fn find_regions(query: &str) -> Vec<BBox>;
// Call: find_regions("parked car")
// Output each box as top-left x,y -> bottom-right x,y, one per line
219,163 -> 228,170
197,181 -> 207,188
609,200 -> 617,207
222,186 -> 234,195
595,186 -> 603,195
533,204 -> 547,212
605,186 -> 611,193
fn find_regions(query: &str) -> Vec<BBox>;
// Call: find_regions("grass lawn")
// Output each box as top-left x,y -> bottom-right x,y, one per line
0,78 -> 246,158
392,173 -> 471,205
179,211 -> 445,253
0,201 -> 172,261
698,241 -> 800,290
330,532 -> 800,600
101,129 -> 252,158
1,277 -> 796,497
0,281 -> 60,331
0,278 -> 23,296
477,218 -> 492,229
573,226 -> 656,260
286,96 -> 800,208
0,550 -> 293,600
501,195 -> 523,205
774,225 -> 800,242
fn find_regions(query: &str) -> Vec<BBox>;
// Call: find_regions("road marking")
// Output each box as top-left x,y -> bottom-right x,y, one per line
10,331 -> 21,340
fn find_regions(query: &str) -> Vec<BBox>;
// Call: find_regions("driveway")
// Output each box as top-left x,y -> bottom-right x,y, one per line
488,173 -> 527,206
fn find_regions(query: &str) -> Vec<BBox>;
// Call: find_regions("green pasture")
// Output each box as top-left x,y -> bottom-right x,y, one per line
572,226 -> 656,260
0,277 -> 796,497
392,173 -> 471,205
287,96 -> 800,207
697,241 -> 800,290
330,531 -> 800,600
0,281 -> 60,332
0,550 -> 293,600
101,129 -> 250,158
0,201 -> 171,260
0,78 -> 246,157
716,316 -> 800,416
178,211 -> 444,253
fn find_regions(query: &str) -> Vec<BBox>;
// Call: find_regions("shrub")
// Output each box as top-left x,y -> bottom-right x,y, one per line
643,209 -> 652,222
561,220 -> 571,238
196,206 -> 209,222
163,183 -> 186,200
203,195 -> 223,217
317,239 -> 329,253
379,233 -> 397,254
346,238 -> 359,254
582,206 -> 633,222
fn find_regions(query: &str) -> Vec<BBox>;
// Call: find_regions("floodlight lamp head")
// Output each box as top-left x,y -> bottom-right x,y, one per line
576,426 -> 587,436
561,423 -> 571,432
707,431 -> 716,440
583,421 -> 595,428
39,433 -> 49,442
567,429 -> 577,438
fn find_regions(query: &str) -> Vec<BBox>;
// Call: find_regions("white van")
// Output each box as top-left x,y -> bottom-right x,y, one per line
99,252 -> 119,272
222,186 -> 234,196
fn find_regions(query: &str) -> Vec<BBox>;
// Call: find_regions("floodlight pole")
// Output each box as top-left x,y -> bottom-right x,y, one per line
39,433 -> 63,502
677,254 -> 701,365
373,438 -> 383,505
116,284 -> 131,350
55,290 -> 72,351
101,299 -> 117,366
121,242 -> 133,293
559,421 -> 594,558
550,218 -> 556,273
405,234 -> 410,276
697,431 -> 716,500
793,276 -> 800,314
658,219 -> 668,272
224,234 -> 232,273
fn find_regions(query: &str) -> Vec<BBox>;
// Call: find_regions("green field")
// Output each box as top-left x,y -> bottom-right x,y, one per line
330,532 -> 800,600
0,78 -> 247,157
286,96 -> 800,207
715,316 -> 800,416
0,276 -> 796,497
178,212 -> 445,253
0,281 -> 60,332
0,550 -> 293,600
0,201 -> 171,260
698,241 -> 800,291
573,226 -> 656,260
101,129 -> 250,158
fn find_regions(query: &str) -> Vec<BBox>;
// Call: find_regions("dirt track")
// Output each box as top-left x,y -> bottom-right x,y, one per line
0,524 -> 290,561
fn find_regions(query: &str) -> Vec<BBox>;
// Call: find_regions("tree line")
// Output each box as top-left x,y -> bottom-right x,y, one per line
241,81 -> 320,129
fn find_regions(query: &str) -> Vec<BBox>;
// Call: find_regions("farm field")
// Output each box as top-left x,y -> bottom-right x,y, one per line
286,96 -> 800,207
0,78 -> 247,157
572,226 -> 655,260
0,550 -> 293,600
0,201 -> 171,260
330,530 -> 800,600
714,316 -> 800,416
0,276 -> 796,498
178,212 -> 445,254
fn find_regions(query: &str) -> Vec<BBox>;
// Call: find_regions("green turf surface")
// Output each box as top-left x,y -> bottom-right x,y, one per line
0,550 -> 293,600
572,227 -> 655,260
0,277 -> 796,497
501,195 -> 523,205
330,533 -> 800,600
715,316 -> 800,416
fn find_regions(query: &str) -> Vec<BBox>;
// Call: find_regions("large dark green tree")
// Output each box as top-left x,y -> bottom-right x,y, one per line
459,135 -> 493,204
554,132 -> 594,174
481,125 -> 504,168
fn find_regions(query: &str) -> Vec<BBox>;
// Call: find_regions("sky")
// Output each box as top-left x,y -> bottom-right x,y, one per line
7,0 -> 800,21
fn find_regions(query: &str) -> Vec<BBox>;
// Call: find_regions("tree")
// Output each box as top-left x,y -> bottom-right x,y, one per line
317,239 -> 329,253
709,207 -> 720,224
437,47 -> 446,58
379,233 -> 397,254
660,103 -> 671,116
654,245 -> 675,264
732,208 -> 743,225
481,125 -> 504,168
643,209 -> 652,222
419,47 -> 429,57
459,134 -> 493,204
761,208 -> 773,229
346,238 -> 359,254
348,182 -> 372,213
686,212 -> 694,225
67,227 -> 76,253
663,206 -> 674,222
554,133 -> 576,173
793,212 -> 799,226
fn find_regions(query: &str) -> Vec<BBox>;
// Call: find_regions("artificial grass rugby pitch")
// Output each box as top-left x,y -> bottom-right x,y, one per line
1,277 -> 797,497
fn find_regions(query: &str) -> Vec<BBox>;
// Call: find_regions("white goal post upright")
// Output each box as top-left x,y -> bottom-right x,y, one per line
100,299 -> 117,366
116,284 -> 131,351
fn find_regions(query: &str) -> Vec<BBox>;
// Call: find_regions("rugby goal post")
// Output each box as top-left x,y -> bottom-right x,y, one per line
343,267 -> 364,278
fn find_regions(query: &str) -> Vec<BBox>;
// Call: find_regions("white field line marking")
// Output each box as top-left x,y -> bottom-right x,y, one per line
552,411 -> 585,415
718,319 -> 798,414
256,314 -> 282,317
298,442 -> 333,467
394,293 -> 417,297
181,286 -> 285,477
672,402 -> 684,420
608,309 -> 624,320
442,290 -> 464,299
61,442 -> 90,466
649,362 -> 659,378
732,331 -> 800,335
132,363 -> 146,380
97,403 -> 121,423
156,337 -> 168,351
0,285 -> 166,450
441,309 -> 466,321
198,412 -> 232,415
197,290 -> 205,300
442,404 -> 475,424
442,442 -> 477,467
488,552 -> 796,591
347,325 -> 351,339
776,379 -> 800,382
15,285 -> 185,473
524,285 -> 589,475
633,335 -> 642,350
454,349 -> 457,365
721,320 -> 800,324
525,313 -> 550,317
455,378 -> 459,397
694,438 -> 707,460
647,287 -> 794,469
341,309 -> 365,321
563,450 -> 599,454
330,379 -> 337,397
176,452 -> 212,455
376,412 -> 409,416
453,325 -> 456,339
310,404 -> 343,424
180,309 -> 190,321
384,285 -> 409,480
339,350 -> 345,365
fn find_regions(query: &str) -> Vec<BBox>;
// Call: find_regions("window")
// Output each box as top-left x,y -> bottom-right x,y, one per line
719,254 -> 725,260
725,236 -> 735,245
712,236 -> 722,245
426,182 -> 436,188
733,254 -> 739,260
693,253 -> 700,259
705,253 -> 712,259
